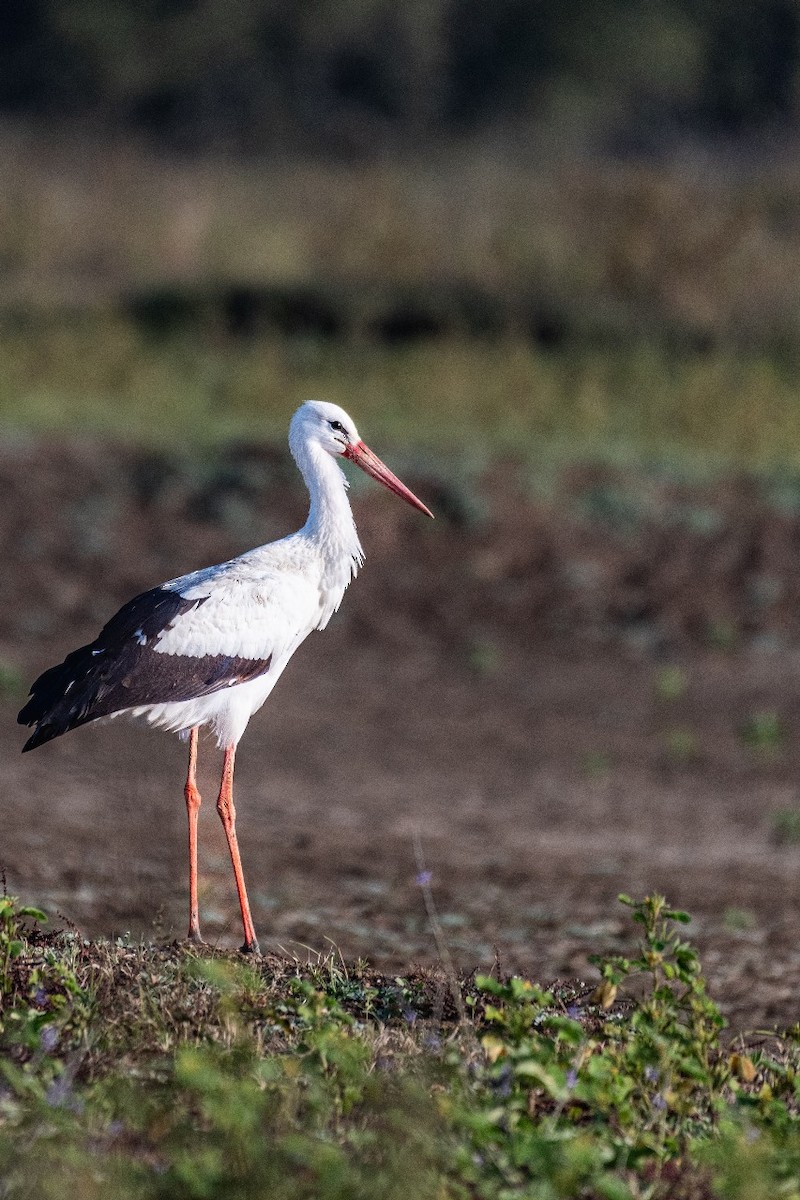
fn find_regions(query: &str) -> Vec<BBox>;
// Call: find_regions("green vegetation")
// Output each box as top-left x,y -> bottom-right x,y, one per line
2,893 -> 800,1198
653,666 -> 688,704
6,318 -> 800,475
661,727 -> 700,766
741,712 -> 787,761
769,808 -> 800,847
722,907 -> 758,933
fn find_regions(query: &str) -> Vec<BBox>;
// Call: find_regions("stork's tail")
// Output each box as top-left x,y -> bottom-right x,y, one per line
18,647 -> 103,752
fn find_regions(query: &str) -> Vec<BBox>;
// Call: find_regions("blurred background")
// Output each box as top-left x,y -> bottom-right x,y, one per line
5,0 -> 800,1026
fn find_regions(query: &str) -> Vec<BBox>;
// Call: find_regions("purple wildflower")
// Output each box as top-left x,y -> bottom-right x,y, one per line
415,871 -> 433,888
566,1068 -> 578,1090
653,1093 -> 667,1111
45,1075 -> 81,1111
40,1025 -> 59,1053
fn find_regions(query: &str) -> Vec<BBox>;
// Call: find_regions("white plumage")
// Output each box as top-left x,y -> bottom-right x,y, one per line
19,400 -> 432,952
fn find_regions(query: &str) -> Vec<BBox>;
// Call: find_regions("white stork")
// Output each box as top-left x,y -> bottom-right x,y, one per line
18,401 -> 433,953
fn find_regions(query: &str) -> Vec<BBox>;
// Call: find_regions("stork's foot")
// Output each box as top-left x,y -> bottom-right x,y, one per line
240,937 -> 261,955
187,928 -> 206,946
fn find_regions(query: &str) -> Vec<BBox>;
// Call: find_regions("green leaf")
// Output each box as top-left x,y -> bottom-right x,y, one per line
18,907 -> 47,923
514,1060 -> 569,1099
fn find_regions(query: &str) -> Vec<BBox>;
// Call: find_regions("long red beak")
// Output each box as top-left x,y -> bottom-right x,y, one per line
344,441 -> 433,518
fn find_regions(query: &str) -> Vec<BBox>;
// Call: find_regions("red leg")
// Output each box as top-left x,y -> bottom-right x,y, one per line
216,744 -> 260,954
184,726 -> 204,944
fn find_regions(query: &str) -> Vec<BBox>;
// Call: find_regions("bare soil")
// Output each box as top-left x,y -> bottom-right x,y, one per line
5,438 -> 800,1030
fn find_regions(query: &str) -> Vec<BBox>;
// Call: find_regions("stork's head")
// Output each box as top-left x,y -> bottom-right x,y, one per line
290,401 -> 433,517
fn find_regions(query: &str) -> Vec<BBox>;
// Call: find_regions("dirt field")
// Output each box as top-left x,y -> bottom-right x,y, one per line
5,437 -> 800,1031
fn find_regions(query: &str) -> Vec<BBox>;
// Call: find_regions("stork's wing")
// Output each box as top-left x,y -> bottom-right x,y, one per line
18,584 -> 273,751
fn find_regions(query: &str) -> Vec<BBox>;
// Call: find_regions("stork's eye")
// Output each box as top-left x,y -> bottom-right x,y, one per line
329,420 -> 346,435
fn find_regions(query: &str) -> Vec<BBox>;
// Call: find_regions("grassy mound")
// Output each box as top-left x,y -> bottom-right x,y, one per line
2,893 -> 800,1198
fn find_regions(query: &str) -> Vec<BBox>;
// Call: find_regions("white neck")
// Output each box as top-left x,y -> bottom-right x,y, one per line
295,438 -> 364,572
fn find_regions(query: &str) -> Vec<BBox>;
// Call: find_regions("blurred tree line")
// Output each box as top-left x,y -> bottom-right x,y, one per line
1,0 -> 798,154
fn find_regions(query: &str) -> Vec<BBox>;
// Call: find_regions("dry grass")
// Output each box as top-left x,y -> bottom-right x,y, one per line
4,126 -> 800,475
3,124 -> 800,347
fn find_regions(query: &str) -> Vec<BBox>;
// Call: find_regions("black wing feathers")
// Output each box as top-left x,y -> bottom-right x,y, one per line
18,586 -> 272,751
